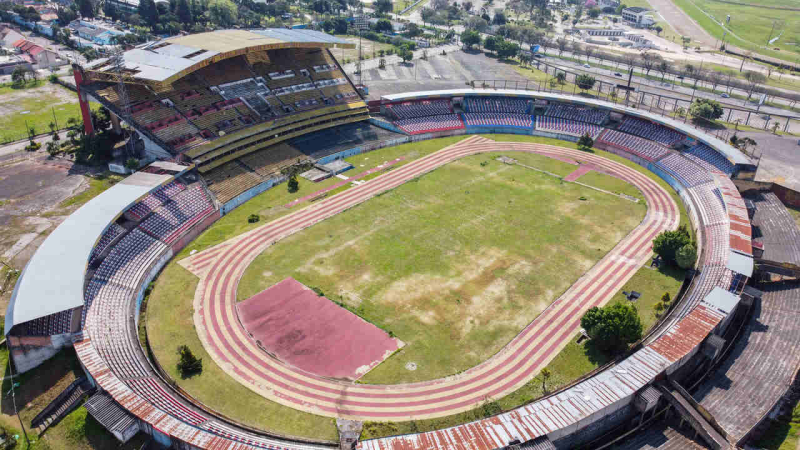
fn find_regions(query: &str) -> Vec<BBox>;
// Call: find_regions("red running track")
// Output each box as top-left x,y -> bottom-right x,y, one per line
180,136 -> 679,421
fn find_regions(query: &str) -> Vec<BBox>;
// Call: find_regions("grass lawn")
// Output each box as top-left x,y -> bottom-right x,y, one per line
148,134 -> 687,440
670,0 -> 800,64
754,397 -> 800,450
0,345 -> 147,450
332,35 -> 395,63
237,152 -> 646,385
0,83 -> 85,145
787,205 -> 800,229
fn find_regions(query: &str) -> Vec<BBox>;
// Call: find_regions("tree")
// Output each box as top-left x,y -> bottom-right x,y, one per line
555,71 -> 566,85
465,16 -> 489,33
484,35 -> 498,53
461,29 -> 482,49
654,25 -> 662,36
374,0 -> 392,15
615,3 -> 626,14
104,1 -> 119,21
46,141 -> 59,157
399,45 -> 413,63
375,18 -> 393,33
652,226 -> 692,264
11,66 -> 26,86
177,345 -> 203,376
580,302 -> 643,354
657,59 -> 669,82
743,70 -> 766,100
540,368 -> 551,393
556,37 -> 568,56
681,36 -> 691,50
75,0 -> 94,18
588,7 -> 600,18
138,0 -> 158,26
463,1 -> 473,11
420,7 -> 435,26
575,74 -> 596,92
177,0 -> 193,24
493,10 -> 506,24
496,40 -> 519,59
675,243 -> 697,269
287,175 -> 299,192
689,98 -> 724,122
639,51 -> 658,76
208,0 -> 237,27
577,132 -> 594,151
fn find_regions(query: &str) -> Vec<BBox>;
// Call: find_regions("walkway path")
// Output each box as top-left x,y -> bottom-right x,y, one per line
179,136 -> 679,421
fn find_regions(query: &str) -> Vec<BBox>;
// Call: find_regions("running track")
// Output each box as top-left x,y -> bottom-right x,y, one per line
179,136 -> 679,421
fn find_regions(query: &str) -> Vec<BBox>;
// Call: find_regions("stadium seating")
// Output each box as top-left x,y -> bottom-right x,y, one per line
545,103 -> 607,124
389,100 -> 452,119
126,378 -> 208,426
239,144 -> 307,178
204,161 -> 263,204
89,223 -> 127,265
395,114 -> 464,134
16,310 -> 72,336
685,143 -> 735,175
124,181 -> 186,221
462,113 -> 533,129
598,129 -> 669,161
655,153 -> 713,188
138,186 -> 214,244
194,56 -> 254,87
618,116 -> 685,146
464,97 -> 530,114
535,116 -> 603,138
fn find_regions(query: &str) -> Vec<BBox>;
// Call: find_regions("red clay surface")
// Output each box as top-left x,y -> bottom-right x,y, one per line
181,136 -> 679,421
237,277 -> 403,380
563,165 -> 594,182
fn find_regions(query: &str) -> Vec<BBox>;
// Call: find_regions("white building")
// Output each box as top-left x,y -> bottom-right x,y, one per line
621,7 -> 655,27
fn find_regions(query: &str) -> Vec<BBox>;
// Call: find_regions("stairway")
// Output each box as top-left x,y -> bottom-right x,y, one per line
31,377 -> 95,434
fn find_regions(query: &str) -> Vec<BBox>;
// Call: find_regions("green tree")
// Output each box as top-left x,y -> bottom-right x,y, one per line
176,345 -> 203,376
652,226 -> 692,264
577,132 -> 594,151
581,302 -> 643,354
615,3 -> 626,14
484,35 -> 498,53
75,0 -> 94,18
138,0 -> 158,26
555,71 -> 566,85
575,74 -> 596,92
654,25 -> 663,36
11,66 -> 26,86
588,8 -> 600,18
375,18 -> 393,33
374,0 -> 393,15
461,29 -> 482,50
177,0 -> 193,24
540,368 -> 551,393
46,141 -> 59,157
676,243 -> 697,269
689,98 -> 724,122
496,40 -> 519,59
399,45 -> 413,63
287,175 -> 299,193
208,0 -> 237,27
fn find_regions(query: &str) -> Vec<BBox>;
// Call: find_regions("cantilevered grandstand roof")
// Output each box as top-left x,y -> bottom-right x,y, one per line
4,171 -> 178,332
381,89 -> 753,167
84,29 -> 353,85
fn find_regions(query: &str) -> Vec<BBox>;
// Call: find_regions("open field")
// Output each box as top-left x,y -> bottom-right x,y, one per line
147,134 -> 686,439
0,82 -> 83,144
754,396 -> 800,450
333,35 -> 395,63
670,0 -> 800,63
237,152 -> 646,384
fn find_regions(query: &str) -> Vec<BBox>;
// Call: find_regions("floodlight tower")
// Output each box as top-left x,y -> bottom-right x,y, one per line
109,48 -> 136,158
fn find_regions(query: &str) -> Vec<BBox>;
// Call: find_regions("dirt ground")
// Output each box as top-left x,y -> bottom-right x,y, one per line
0,155 -> 94,312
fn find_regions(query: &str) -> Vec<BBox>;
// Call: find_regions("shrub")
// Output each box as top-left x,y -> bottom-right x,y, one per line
48,73 -> 58,83
580,302 -> 643,355
247,214 -> 260,223
577,132 -> 594,151
176,345 -> 202,376
287,175 -> 299,193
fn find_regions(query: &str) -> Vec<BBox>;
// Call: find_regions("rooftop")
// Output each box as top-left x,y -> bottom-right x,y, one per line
84,29 -> 354,85
623,6 -> 649,13
4,169 -> 184,332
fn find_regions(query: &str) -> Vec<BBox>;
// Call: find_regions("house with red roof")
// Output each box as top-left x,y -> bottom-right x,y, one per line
12,38 -> 65,69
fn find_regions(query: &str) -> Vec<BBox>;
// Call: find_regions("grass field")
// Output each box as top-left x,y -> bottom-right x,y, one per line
754,397 -> 800,450
671,0 -> 800,63
147,134 -> 687,440
333,35 -> 395,62
0,82 -> 84,145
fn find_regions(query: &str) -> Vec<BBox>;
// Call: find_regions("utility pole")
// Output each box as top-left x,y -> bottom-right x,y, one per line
8,362 -> 30,447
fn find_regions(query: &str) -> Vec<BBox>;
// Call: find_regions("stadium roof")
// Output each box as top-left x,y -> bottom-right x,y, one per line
381,89 -> 754,166
4,171 -> 178,333
84,29 -> 354,85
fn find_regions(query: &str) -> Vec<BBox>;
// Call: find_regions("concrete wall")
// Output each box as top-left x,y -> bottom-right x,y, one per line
9,333 -> 74,373
221,175 -> 287,215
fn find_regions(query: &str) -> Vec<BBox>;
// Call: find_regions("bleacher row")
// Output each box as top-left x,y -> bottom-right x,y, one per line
93,48 -> 360,155
462,113 -> 533,129
464,96 -> 530,114
388,100 -> 452,119
395,114 -> 464,134
125,180 -> 187,221
619,116 -> 686,146
545,103 -> 608,124
138,186 -> 214,244
598,129 -> 670,162
90,223 -> 127,266
535,116 -> 604,138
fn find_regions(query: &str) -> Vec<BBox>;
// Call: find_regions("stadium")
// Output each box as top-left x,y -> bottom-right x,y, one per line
5,27 -> 800,450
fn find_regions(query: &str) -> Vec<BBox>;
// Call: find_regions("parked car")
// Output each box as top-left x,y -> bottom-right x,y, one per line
721,93 -> 730,98
614,72 -> 622,77
583,63 -> 591,68
534,53 -> 544,58
677,75 -> 684,79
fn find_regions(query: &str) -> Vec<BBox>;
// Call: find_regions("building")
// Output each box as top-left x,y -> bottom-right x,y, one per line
597,0 -> 620,8
69,19 -> 124,45
0,25 -> 25,49
12,38 -> 66,68
621,6 -> 655,27
582,28 -> 625,37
